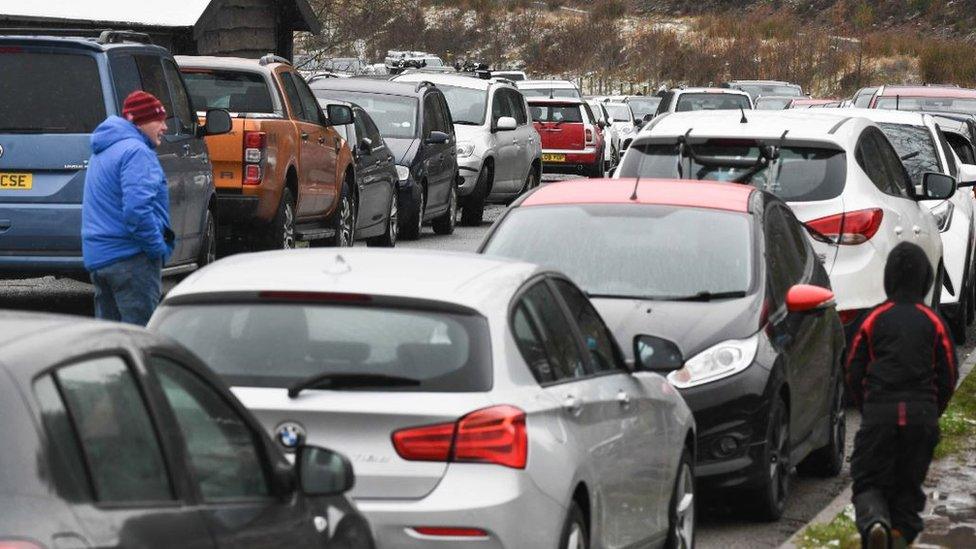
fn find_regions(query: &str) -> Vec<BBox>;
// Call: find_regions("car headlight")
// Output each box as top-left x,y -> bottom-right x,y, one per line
395,165 -> 410,181
667,333 -> 760,389
457,141 -> 476,158
931,200 -> 954,232
619,125 -> 633,135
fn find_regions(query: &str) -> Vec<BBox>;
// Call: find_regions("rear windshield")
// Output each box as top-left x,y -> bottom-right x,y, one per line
675,93 -> 751,112
618,142 -> 847,202
875,96 -> 976,116
529,104 -> 583,123
520,87 -> 582,99
755,97 -> 792,110
0,51 -> 105,133
736,84 -> 803,98
152,304 -> 492,392
624,97 -> 661,118
878,123 -> 942,184
313,90 -> 418,139
181,70 -> 274,113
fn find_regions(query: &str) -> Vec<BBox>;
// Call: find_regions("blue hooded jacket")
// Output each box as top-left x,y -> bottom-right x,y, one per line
82,116 -> 173,272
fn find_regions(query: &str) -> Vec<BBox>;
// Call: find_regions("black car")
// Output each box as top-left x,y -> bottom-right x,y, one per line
479,178 -> 846,521
309,79 -> 458,240
318,99 -> 400,247
0,312 -> 373,548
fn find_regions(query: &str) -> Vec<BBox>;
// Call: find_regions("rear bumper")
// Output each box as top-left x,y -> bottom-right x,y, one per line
0,254 -> 85,280
355,464 -> 565,548
216,193 -> 260,224
541,148 -> 600,174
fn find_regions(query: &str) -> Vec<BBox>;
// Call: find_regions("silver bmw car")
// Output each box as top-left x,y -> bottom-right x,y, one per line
149,249 -> 696,549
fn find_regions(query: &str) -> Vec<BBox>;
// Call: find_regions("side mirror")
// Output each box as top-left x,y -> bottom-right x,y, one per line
200,109 -> 232,137
425,130 -> 450,145
358,137 -> 373,155
296,445 -> 355,496
786,284 -> 835,313
327,104 -> 354,126
633,335 -> 684,372
957,164 -> 976,187
495,116 -> 518,132
920,171 -> 957,200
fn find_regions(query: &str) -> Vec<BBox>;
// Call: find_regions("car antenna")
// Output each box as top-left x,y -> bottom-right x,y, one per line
739,106 -> 749,124
630,176 -> 641,201
896,94 -> 900,110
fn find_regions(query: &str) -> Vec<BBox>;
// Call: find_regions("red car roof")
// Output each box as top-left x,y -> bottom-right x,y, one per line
877,86 -> 976,99
520,179 -> 753,212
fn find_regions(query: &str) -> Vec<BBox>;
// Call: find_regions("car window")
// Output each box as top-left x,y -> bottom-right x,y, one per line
34,375 -> 95,502
936,127 -> 959,177
877,123 -> 943,184
942,130 -> 976,165
655,92 -> 674,115
279,72 -> 306,121
492,89 -> 516,124
360,110 -> 384,146
112,54 -> 180,136
874,130 -> 913,197
581,103 -> 597,124
293,73 -> 326,125
151,356 -> 270,501
316,90 -> 418,139
423,94 -> 439,136
675,93 -> 751,112
162,60 -> 194,135
54,356 -> 173,503
857,128 -> 910,197
765,206 -> 805,306
181,69 -> 274,113
551,279 -> 623,374
352,111 -> 368,146
529,104 -> 583,123
435,93 -> 453,133
512,282 -> 587,383
510,90 -> 528,125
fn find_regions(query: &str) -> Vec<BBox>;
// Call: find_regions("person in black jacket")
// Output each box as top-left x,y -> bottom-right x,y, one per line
847,242 -> 958,549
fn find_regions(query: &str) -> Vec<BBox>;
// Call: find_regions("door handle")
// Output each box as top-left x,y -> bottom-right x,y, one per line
563,394 -> 583,414
913,225 -> 921,235
616,390 -> 631,406
301,132 -> 309,141
894,225 -> 904,236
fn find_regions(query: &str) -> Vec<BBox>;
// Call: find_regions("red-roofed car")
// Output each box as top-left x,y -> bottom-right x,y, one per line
480,179 -> 846,520
528,98 -> 606,178
870,85 -> 976,115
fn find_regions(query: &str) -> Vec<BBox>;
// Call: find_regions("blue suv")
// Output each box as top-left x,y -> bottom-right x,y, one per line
0,31 -> 231,280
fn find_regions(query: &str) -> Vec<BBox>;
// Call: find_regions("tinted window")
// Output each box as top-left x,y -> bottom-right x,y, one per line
279,73 -> 306,120
619,143 -> 847,202
529,104 -> 583,123
485,204 -> 753,299
675,93 -> 751,112
433,93 -> 453,133
314,90 -> 417,139
34,376 -> 90,502
943,130 -> 975,164
514,283 -> 587,382
438,84 -> 487,125
765,206 -> 806,304
163,60 -> 194,134
359,109 -> 384,145
877,123 -> 942,184
181,69 -> 274,113
492,89 -> 516,122
0,51 -> 105,133
871,130 -> 912,196
552,279 -> 622,374
293,74 -> 325,125
509,90 -> 528,125
56,356 -> 172,502
132,55 -> 179,135
423,94 -> 439,136
152,304 -> 493,392
152,357 -> 269,501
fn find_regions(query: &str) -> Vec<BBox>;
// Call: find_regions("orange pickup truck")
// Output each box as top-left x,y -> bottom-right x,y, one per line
177,54 -> 355,250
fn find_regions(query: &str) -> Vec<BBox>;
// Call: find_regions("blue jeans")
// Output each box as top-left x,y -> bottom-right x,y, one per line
90,253 -> 162,325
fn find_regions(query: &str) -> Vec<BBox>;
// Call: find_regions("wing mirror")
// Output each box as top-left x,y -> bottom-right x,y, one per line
425,130 -> 450,144
957,164 -> 976,187
296,445 -> 355,496
494,116 -> 518,132
327,104 -> 354,126
358,137 -> 373,155
633,335 -> 684,372
199,108 -> 232,137
920,171 -> 957,200
786,284 -> 835,313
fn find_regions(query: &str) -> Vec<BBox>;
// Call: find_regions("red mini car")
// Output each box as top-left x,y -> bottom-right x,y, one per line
528,98 -> 605,178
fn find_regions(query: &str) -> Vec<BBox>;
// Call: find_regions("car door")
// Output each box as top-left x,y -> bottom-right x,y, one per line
110,52 -> 189,263
280,71 -> 334,219
422,91 -> 455,212
32,354 -> 214,548
356,108 -> 396,232
490,88 -> 519,189
510,89 -> 536,185
147,354 -> 325,548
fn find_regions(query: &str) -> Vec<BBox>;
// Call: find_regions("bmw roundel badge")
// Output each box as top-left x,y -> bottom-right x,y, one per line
275,421 -> 306,450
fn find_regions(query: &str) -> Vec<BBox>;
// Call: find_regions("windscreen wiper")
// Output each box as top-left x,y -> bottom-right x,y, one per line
667,290 -> 749,302
288,372 -> 421,398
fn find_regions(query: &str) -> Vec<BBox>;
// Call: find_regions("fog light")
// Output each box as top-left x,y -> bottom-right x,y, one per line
714,435 -> 740,458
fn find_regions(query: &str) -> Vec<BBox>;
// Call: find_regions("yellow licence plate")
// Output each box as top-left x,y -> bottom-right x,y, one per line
0,173 -> 32,190
542,153 -> 566,163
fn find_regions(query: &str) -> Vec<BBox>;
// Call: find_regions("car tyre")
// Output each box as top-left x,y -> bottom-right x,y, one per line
797,377 -> 845,477
587,158 -> 604,179
196,206 -> 217,267
665,447 -> 695,549
559,501 -> 588,549
431,184 -> 457,235
461,164 -> 489,226
319,180 -> 355,247
261,187 -> 296,250
751,395 -> 790,521
399,184 -> 424,241
367,193 -> 398,247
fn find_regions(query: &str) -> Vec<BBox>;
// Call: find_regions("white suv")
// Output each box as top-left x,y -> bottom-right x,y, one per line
615,110 -> 957,336
515,79 -> 582,99
653,88 -> 754,115
394,73 -> 542,224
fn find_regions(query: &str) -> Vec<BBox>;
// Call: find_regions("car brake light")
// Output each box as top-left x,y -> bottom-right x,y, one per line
244,131 -> 267,149
806,209 -> 883,245
243,164 -> 262,185
411,527 -> 489,538
585,127 -> 594,144
393,405 -> 527,469
243,131 -> 267,185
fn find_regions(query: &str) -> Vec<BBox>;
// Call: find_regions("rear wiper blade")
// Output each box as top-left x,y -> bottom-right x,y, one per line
288,372 -> 420,398
900,150 -> 920,161
667,290 -> 749,302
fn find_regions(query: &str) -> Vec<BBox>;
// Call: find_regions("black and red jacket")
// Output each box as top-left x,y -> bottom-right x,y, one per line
845,242 -> 958,426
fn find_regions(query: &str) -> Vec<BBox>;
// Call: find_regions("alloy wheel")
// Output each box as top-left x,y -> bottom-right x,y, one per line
282,202 -> 295,249
388,195 -> 399,244
673,461 -> 695,549
338,194 -> 355,247
769,412 -> 790,508
565,522 -> 585,549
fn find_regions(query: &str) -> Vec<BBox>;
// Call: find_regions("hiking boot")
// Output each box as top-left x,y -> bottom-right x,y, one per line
866,522 -> 890,549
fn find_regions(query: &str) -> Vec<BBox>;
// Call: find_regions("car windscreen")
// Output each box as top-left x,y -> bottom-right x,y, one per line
437,84 -> 486,125
485,204 -> 753,300
755,97 -> 792,110
625,97 -> 661,118
181,70 -> 274,113
737,84 -> 803,97
675,93 -> 751,112
875,96 -> 976,116
152,304 -> 492,392
618,142 -> 847,202
520,87 -> 582,99
0,50 -> 106,133
878,123 -> 942,184
606,104 -> 633,120
313,90 -> 418,138
529,104 -> 583,123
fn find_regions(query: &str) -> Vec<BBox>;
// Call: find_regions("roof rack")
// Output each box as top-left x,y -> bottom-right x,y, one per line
0,27 -> 152,44
97,30 -> 151,44
259,53 -> 291,66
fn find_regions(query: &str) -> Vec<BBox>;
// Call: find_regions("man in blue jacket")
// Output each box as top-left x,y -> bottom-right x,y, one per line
82,91 -> 174,325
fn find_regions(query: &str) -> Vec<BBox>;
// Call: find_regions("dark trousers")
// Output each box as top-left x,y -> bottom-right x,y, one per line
90,253 -> 162,326
850,423 -> 939,545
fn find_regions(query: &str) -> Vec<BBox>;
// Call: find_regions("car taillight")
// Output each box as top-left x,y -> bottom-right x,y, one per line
411,527 -> 489,538
392,405 -> 527,469
585,127 -> 594,144
806,208 -> 883,245
243,131 -> 266,185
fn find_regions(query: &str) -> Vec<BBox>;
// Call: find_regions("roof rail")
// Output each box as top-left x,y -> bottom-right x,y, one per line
414,80 -> 436,92
259,53 -> 291,66
97,30 -> 151,44
0,27 -> 108,38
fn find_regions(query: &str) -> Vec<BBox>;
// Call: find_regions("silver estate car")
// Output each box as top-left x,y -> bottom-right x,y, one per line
149,249 -> 697,549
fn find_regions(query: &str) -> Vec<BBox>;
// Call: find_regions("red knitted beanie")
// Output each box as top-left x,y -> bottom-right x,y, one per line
122,91 -> 167,125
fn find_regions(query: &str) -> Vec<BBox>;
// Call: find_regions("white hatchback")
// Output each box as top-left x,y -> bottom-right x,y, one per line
615,110 -> 957,335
